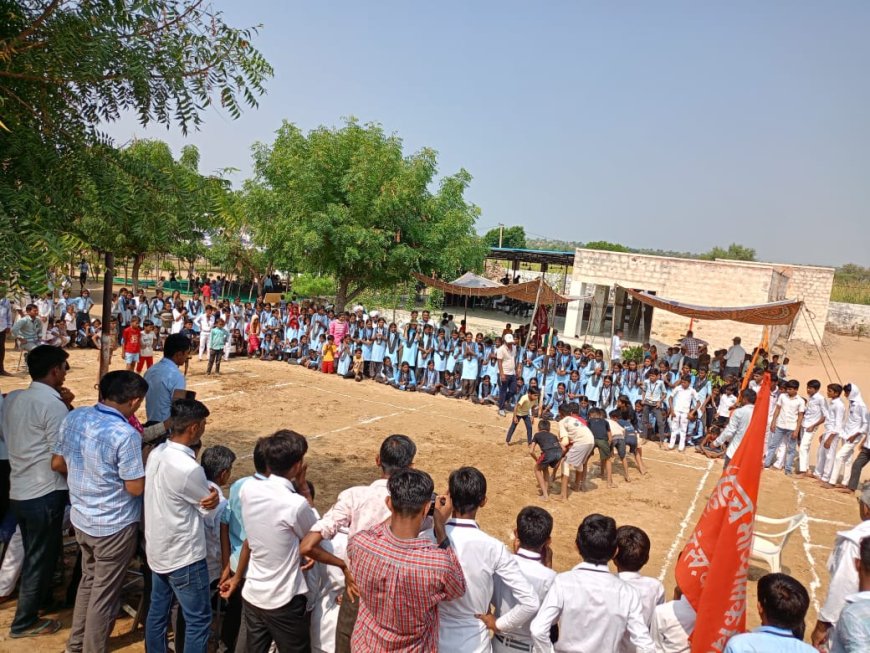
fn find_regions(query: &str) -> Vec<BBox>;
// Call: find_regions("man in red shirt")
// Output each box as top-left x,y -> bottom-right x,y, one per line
122,316 -> 142,372
347,469 -> 466,652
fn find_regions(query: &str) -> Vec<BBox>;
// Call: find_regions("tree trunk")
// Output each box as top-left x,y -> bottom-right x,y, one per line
131,254 -> 144,293
335,277 -> 350,312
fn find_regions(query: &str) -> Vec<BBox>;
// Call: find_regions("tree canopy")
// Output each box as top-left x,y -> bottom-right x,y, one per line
0,0 -> 272,290
244,119 -> 487,310
699,243 -> 756,262
483,225 -> 526,249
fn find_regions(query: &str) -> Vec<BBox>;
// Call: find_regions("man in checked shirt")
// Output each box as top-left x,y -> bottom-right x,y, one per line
300,434 -> 418,653
347,468 -> 465,652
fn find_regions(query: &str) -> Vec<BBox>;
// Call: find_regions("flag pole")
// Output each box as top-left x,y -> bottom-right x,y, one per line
739,326 -> 768,398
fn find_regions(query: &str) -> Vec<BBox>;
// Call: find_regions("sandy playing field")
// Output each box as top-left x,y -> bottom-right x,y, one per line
0,322 -> 867,651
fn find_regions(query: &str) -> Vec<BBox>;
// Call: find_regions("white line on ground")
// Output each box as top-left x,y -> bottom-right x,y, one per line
266,382 -> 297,389
657,459 -> 715,582
643,453 -> 710,471
189,380 -> 220,387
200,390 -> 246,402
806,516 -> 852,528
806,492 -> 852,507
793,480 -> 822,613
808,543 -> 831,551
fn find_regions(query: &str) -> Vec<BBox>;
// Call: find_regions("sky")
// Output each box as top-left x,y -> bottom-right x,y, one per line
103,1 -> 870,267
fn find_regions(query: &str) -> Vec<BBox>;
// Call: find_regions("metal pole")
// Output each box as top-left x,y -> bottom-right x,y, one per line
98,252 -> 115,381
498,224 -> 504,248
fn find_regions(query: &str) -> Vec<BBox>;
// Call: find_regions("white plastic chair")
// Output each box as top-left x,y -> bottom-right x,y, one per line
750,513 -> 806,573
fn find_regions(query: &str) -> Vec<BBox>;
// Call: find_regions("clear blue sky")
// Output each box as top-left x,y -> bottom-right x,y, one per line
104,1 -> 870,266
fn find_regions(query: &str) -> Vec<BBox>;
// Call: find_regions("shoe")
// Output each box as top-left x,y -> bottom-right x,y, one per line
10,618 -> 61,638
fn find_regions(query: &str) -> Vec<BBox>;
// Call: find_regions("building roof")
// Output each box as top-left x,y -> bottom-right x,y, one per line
487,247 -> 575,267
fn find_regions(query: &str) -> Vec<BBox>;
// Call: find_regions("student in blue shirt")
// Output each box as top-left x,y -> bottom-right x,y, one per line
418,361 -> 441,395
724,573 -> 815,652
474,375 -> 499,406
459,352 -> 479,399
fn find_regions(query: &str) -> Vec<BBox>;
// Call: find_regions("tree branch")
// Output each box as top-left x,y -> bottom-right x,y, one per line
3,0 -> 66,49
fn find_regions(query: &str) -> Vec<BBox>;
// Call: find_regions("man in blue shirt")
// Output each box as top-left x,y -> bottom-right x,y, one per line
831,535 -> 870,653
724,573 -> 815,652
52,370 -> 147,653
143,333 -> 190,425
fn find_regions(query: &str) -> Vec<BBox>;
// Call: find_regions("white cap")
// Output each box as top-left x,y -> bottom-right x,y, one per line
504,333 -> 514,344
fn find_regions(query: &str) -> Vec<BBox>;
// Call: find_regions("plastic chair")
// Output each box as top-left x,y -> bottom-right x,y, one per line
750,513 -> 806,573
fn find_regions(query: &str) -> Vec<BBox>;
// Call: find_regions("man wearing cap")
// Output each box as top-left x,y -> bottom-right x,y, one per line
724,337 -> 746,379
496,333 -> 518,417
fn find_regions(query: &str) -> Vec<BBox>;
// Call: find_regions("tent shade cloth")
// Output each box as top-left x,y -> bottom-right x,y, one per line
413,272 -> 573,305
619,287 -> 803,326
450,272 -> 504,289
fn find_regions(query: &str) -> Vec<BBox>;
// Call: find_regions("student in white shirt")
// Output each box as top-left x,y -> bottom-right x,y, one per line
195,306 -> 215,361
614,525 -> 665,652
611,329 -> 624,365
530,513 -> 655,653
713,389 -> 757,468
651,583 -> 695,653
796,380 -> 826,477
765,380 -> 806,475
826,383 -> 867,489
668,377 -> 698,452
200,446 -> 234,583
490,507 -> 557,653
815,383 -> 846,484
230,430 -> 318,653
435,467 -> 538,653
144,399 -> 220,653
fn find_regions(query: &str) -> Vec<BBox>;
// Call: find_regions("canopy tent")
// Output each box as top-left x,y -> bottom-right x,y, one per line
413,272 -> 573,305
449,271 -> 504,289
619,287 -> 803,326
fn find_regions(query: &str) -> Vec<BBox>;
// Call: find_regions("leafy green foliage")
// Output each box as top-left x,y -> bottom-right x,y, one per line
484,225 -> 526,249
0,0 -> 271,290
244,118 -> 487,310
621,345 -> 644,363
584,240 -> 632,253
291,273 -> 335,299
698,243 -> 756,262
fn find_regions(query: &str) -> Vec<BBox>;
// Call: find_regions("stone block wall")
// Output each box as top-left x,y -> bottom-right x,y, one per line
826,302 -> 870,335
566,248 -> 833,350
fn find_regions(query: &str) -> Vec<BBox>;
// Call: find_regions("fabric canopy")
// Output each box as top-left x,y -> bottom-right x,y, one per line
414,272 -> 573,305
620,287 -> 802,326
450,272 -> 503,289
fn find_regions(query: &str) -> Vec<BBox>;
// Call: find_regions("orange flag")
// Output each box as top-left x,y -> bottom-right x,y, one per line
675,373 -> 772,652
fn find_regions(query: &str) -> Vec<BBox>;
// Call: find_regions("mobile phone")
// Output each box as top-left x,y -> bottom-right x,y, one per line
427,492 -> 437,517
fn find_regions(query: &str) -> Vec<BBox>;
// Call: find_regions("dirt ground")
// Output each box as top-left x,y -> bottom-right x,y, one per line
0,310 -> 867,651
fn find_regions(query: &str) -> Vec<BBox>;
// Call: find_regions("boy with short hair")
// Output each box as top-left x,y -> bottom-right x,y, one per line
122,315 -> 142,371
530,514 -> 655,651
491,507 -> 557,653
436,467 -> 538,653
614,525 -> 665,635
815,383 -> 845,484
668,376 -> 699,452
137,320 -> 157,372
797,379 -> 826,478
723,573 -> 814,652
766,379 -> 806,475
321,334 -> 337,374
206,318 -> 228,375
529,419 -> 564,501
506,388 -> 539,446
588,407 -> 615,488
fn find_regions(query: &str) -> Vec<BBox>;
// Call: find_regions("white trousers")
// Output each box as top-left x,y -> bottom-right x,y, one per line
198,329 -> 211,359
815,435 -> 839,483
798,427 -> 818,473
830,440 -> 857,486
669,412 -> 689,451
0,527 -> 24,596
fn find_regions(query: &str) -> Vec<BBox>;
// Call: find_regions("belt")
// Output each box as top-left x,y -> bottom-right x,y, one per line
494,633 -> 533,652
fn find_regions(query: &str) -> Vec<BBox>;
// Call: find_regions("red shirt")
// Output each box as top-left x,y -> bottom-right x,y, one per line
348,522 -> 466,652
123,326 -> 141,354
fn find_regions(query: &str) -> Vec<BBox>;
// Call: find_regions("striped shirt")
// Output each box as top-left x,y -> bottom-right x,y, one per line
348,522 -> 466,652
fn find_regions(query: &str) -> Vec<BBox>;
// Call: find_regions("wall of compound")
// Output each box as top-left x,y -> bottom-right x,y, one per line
826,302 -> 870,336
565,249 -> 833,350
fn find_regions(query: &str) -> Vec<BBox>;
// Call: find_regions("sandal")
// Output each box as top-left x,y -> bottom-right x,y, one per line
10,618 -> 62,638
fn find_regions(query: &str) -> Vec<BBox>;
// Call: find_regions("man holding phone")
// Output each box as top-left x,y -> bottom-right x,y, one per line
143,333 -> 193,426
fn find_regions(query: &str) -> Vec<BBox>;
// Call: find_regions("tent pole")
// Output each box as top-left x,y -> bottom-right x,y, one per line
464,294 -> 468,326
524,276 -> 544,350
739,326 -> 768,398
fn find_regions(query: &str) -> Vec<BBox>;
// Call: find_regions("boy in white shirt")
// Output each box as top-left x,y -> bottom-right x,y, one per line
765,380 -> 806,475
796,380 -> 826,477
434,467 -> 538,653
668,377 -> 698,452
614,525 -> 665,652
530,513 -> 655,652
651,581 -> 695,653
815,384 -> 845,484
195,306 -> 215,361
490,507 -> 557,653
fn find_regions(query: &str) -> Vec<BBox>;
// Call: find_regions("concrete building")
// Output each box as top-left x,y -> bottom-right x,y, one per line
563,248 -> 834,351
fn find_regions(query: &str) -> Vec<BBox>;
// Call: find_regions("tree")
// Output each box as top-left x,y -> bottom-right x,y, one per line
76,140 -> 222,291
483,225 -> 526,249
584,240 -> 632,253
0,0 -> 272,290
699,243 -> 756,262
245,119 -> 487,310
